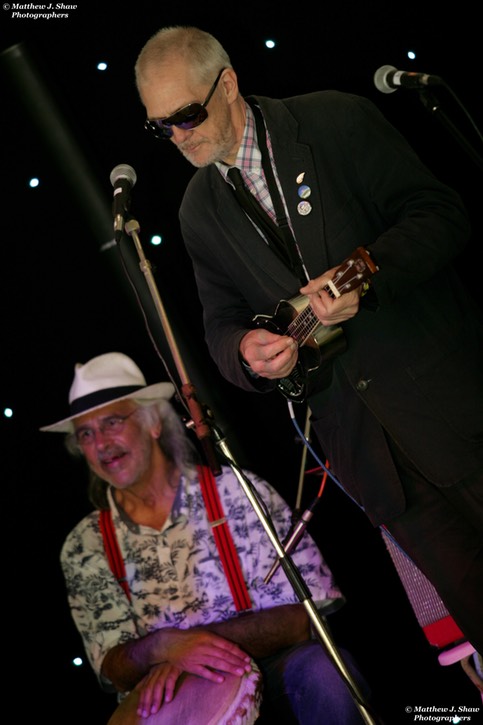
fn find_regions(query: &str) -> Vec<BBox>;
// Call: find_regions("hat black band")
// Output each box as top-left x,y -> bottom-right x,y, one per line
69,385 -> 145,416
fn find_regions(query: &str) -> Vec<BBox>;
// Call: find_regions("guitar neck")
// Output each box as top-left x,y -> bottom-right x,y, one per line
324,246 -> 378,299
287,247 -> 378,345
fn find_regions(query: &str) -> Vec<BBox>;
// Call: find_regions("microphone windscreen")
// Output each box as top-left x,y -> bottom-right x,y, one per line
373,65 -> 397,94
110,164 -> 137,187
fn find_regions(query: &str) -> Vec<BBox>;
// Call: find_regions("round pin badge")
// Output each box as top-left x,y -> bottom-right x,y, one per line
297,200 -> 312,216
298,184 -> 311,199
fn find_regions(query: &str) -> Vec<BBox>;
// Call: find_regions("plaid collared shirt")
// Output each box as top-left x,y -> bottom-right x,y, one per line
217,102 -> 287,224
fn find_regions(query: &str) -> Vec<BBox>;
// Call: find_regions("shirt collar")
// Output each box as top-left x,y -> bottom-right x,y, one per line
107,477 -> 187,534
216,101 -> 262,181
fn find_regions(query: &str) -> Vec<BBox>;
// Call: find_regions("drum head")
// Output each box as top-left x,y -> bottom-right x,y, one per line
108,662 -> 263,725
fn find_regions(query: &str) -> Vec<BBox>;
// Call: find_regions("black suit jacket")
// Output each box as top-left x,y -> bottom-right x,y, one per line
179,90 -> 482,525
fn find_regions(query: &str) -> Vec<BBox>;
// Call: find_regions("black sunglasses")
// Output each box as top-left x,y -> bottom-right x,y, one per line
145,68 -> 226,140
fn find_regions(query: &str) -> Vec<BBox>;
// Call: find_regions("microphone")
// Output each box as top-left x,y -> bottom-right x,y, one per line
374,65 -> 443,94
110,164 -> 137,240
264,497 -> 319,585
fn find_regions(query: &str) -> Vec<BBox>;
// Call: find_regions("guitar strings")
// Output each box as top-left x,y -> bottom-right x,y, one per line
287,270 -> 361,346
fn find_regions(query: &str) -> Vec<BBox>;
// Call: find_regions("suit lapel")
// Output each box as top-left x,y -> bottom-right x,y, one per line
272,140 -> 330,280
253,96 -> 331,280
213,170 -> 302,297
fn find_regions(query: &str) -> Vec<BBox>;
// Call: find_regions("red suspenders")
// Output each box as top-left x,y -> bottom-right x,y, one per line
98,466 -> 252,611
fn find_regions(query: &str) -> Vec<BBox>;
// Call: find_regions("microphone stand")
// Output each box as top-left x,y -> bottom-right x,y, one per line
123,215 -> 380,725
417,89 -> 483,173
124,217 -> 220,475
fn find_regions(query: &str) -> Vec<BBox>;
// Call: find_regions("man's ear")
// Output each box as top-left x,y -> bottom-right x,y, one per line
150,422 -> 162,440
221,68 -> 239,104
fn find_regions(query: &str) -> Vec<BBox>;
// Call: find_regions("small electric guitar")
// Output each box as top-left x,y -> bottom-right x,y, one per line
253,246 -> 379,401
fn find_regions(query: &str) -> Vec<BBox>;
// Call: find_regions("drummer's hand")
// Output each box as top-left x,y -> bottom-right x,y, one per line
163,629 -> 252,681
135,662 -> 181,718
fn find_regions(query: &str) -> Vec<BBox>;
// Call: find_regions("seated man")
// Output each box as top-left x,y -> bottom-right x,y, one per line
41,351 -> 371,723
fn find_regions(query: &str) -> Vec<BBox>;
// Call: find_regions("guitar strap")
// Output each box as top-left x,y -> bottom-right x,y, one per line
232,99 -> 306,284
98,465 -> 252,612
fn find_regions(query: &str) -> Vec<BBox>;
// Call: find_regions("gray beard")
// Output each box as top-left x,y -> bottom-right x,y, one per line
179,116 -> 236,168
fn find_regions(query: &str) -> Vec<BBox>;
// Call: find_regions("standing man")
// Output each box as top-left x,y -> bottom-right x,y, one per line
134,25 -> 483,656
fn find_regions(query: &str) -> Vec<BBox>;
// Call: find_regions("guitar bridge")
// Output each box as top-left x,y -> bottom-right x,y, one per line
277,366 -> 306,402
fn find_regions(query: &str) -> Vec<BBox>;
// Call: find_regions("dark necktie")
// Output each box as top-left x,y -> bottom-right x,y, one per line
227,167 -> 296,271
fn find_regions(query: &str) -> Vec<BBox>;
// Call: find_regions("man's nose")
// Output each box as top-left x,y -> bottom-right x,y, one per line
170,126 -> 193,143
92,427 -> 116,446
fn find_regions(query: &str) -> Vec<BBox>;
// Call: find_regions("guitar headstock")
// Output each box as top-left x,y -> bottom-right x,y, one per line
325,246 -> 379,299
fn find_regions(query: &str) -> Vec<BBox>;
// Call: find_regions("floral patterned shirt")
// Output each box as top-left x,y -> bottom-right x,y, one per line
60,465 -> 343,691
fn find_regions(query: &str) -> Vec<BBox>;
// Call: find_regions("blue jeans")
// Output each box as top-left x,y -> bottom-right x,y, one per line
256,639 -> 372,724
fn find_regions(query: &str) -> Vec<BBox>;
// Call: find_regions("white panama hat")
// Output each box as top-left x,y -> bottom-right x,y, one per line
40,352 -> 175,433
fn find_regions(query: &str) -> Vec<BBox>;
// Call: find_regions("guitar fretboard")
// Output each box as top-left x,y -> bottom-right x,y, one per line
287,251 -> 377,347
287,305 -> 319,347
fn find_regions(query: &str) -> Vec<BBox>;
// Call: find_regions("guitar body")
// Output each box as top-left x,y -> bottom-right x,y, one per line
254,297 -> 347,401
252,247 -> 378,402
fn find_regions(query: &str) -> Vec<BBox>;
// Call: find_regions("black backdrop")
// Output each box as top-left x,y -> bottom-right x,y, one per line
1,3 -> 482,723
